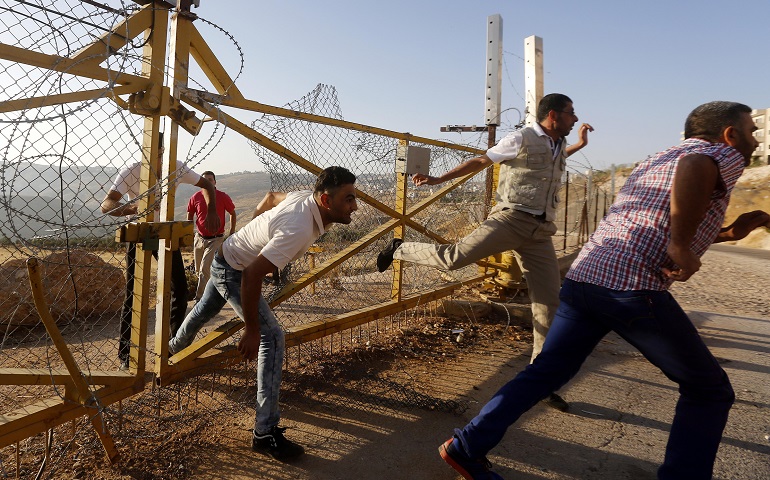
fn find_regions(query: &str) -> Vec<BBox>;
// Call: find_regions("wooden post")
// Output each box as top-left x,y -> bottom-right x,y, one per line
483,125 -> 497,219
129,2 -> 170,375
155,0 -> 194,379
593,188 -> 600,232
26,258 -> 119,463
563,171 -> 570,250
309,253 -> 316,294
391,139 -> 409,301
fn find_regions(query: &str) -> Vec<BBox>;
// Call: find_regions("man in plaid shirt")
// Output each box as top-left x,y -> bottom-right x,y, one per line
439,101 -> 770,480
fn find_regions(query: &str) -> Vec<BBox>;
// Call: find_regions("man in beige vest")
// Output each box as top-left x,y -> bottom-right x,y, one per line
377,93 -> 593,411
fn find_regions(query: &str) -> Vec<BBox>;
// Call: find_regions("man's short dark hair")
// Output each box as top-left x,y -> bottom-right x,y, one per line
201,170 -> 215,180
314,166 -> 356,195
537,94 -> 573,122
684,101 -> 752,142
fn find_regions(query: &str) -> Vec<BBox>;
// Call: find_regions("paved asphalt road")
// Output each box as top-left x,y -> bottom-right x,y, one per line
195,245 -> 769,480
711,242 -> 770,260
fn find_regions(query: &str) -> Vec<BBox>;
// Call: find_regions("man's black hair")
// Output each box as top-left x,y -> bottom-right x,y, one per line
314,166 -> 356,195
537,94 -> 573,122
201,170 -> 215,180
684,101 -> 752,142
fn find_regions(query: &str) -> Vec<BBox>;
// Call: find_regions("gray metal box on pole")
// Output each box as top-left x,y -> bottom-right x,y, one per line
485,14 -> 503,126
395,144 -> 431,175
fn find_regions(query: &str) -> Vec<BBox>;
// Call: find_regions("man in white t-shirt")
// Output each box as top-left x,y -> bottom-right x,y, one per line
101,140 -> 220,370
168,166 -> 357,461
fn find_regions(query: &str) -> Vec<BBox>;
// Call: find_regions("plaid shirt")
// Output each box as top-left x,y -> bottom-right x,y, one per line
567,139 -> 745,291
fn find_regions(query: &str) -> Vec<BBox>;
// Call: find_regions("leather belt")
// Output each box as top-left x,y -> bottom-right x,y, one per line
502,207 -> 546,221
200,234 -> 224,240
521,211 -> 547,221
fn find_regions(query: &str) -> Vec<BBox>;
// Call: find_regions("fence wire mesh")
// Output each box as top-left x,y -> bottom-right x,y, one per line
0,1 -> 610,478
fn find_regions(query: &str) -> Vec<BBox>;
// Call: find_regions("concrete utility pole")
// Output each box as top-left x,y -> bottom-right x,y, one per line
524,35 -> 543,126
485,14 -> 503,132
483,14 -> 502,208
440,12 -> 502,151
439,14 -> 502,212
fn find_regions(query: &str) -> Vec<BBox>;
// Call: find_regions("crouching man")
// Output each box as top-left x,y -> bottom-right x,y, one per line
169,166 -> 358,461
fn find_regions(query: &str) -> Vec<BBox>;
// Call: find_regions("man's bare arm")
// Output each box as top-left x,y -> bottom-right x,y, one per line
565,123 -> 594,157
237,254 -> 276,361
664,153 -> 719,282
252,192 -> 287,219
714,210 -> 770,243
228,209 -> 237,235
100,190 -> 137,216
412,155 -> 492,187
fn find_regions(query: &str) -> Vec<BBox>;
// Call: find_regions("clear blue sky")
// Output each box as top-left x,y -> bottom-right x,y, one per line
175,0 -> 769,174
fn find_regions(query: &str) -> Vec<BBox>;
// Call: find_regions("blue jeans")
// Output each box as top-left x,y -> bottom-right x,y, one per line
454,279 -> 734,480
169,254 -> 285,434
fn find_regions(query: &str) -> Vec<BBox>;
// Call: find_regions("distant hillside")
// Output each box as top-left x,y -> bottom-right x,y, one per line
725,164 -> 770,249
1,161 -> 117,206
6,162 -> 768,248
0,162 -> 272,240
602,164 -> 770,250
1,162 -> 274,227
0,195 -> 113,240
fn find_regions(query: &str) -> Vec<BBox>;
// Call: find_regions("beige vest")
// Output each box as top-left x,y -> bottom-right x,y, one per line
495,127 -> 566,221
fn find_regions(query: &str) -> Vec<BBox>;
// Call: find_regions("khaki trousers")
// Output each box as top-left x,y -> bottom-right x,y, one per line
193,234 -> 225,301
394,207 -> 560,362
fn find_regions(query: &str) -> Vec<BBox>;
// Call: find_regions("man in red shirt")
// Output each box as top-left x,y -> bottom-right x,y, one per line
187,171 -> 236,301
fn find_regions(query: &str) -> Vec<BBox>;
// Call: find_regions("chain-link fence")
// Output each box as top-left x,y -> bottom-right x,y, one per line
0,1 -> 610,477
247,83 -> 606,335
1,0 -> 145,424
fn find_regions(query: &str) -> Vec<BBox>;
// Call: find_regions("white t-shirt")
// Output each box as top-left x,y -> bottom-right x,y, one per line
109,161 -> 201,200
222,190 -> 324,271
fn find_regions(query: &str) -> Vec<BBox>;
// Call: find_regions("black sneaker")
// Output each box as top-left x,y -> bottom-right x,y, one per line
439,437 -> 503,480
377,238 -> 403,272
252,426 -> 305,461
542,392 -> 569,412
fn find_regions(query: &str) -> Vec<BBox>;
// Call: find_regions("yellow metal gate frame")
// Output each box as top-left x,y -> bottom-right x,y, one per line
0,0 -> 508,460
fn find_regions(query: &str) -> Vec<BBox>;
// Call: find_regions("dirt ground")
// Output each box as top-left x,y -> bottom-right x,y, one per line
54,244 -> 769,480
7,166 -> 770,479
